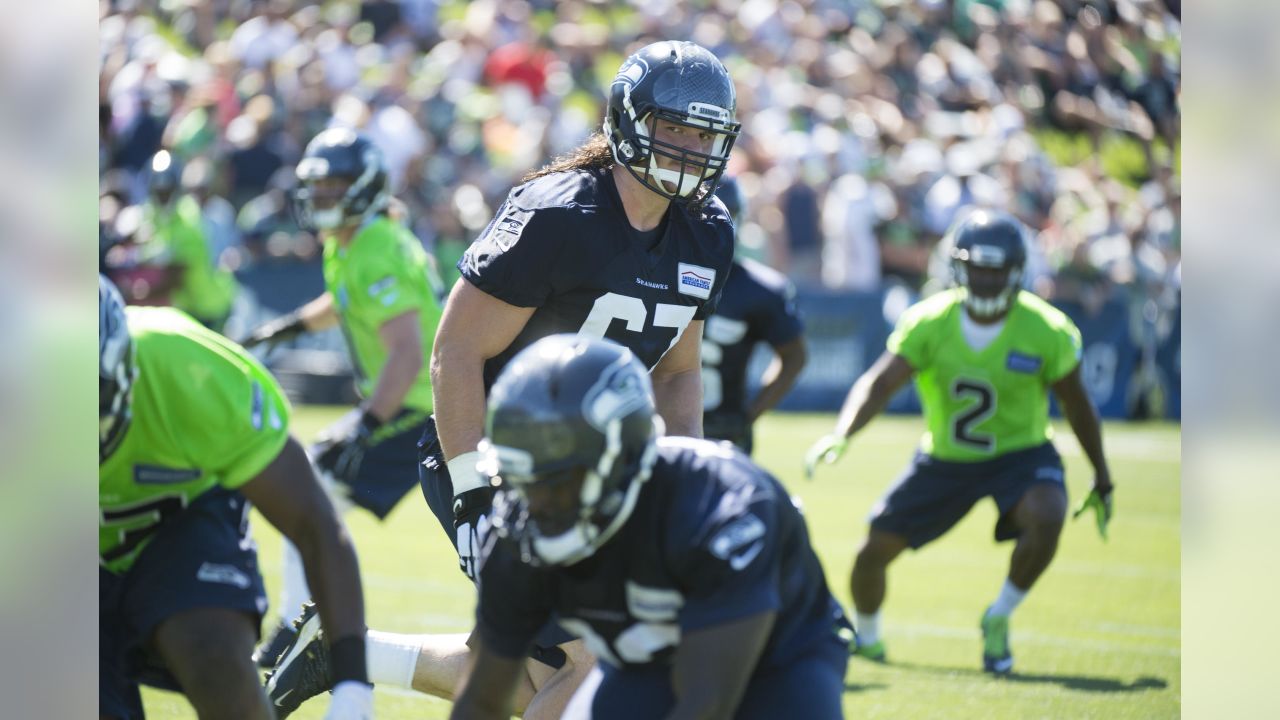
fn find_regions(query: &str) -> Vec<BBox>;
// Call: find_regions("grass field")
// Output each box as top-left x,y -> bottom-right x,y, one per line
142,407 -> 1180,719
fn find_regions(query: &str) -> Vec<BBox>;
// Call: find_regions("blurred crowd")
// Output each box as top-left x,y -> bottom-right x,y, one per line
99,0 -> 1180,321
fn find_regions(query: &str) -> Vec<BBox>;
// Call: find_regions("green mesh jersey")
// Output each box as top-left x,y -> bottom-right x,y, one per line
145,195 -> 237,322
99,307 -> 291,573
322,216 -> 444,414
888,288 -> 1083,462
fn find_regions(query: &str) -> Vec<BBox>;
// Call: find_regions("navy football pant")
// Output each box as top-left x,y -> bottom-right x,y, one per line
417,416 -> 574,668
564,635 -> 848,719
870,442 -> 1067,548
100,487 -> 266,719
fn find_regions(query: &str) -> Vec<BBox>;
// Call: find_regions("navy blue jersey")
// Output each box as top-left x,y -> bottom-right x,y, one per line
701,259 -> 804,429
475,437 -> 847,673
459,168 -> 735,389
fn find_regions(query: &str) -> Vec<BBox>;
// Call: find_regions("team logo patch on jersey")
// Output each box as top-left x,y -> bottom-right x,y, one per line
708,513 -> 766,571
492,205 -> 534,252
134,465 -> 202,485
677,263 -> 715,299
196,562 -> 252,589
1006,352 -> 1043,374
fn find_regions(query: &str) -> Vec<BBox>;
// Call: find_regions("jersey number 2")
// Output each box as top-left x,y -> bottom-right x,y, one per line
950,379 -> 996,453
579,293 -> 696,357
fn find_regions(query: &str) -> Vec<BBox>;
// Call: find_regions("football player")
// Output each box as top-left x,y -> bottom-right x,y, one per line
98,276 -> 371,719
140,150 -> 238,330
266,40 -> 741,720
239,128 -> 446,667
701,178 -> 808,454
451,335 -> 850,719
805,210 -> 1114,674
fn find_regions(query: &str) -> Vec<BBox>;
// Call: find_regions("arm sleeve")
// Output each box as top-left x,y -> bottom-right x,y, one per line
1045,317 -> 1084,383
886,305 -> 931,369
348,234 -> 429,327
673,485 -> 783,634
458,201 -> 568,308
474,538 -> 554,659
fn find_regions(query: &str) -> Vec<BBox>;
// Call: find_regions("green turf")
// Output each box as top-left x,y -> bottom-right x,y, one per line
142,407 -> 1180,718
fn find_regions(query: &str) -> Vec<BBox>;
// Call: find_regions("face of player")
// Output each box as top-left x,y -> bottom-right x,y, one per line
308,177 -> 352,211
966,264 -> 1013,300
520,467 -> 589,539
643,118 -> 727,198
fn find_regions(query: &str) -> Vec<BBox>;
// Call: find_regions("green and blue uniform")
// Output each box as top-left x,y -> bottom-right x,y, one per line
872,289 -> 1081,547
145,196 -> 237,328
100,307 -> 285,718
320,216 -> 444,516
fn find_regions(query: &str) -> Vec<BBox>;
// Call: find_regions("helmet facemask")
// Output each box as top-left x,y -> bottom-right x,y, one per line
99,277 -> 136,461
294,139 -> 389,231
952,245 -> 1023,319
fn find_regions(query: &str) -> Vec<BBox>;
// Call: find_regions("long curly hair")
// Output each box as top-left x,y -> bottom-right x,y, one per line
522,133 -> 614,182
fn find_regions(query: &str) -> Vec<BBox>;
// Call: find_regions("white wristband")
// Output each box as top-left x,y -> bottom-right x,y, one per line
447,450 -> 486,495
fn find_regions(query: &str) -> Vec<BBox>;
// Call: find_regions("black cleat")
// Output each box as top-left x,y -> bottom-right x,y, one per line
253,620 -> 299,669
264,603 -> 334,718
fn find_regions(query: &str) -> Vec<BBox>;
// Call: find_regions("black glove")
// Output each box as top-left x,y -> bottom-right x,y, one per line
453,486 -> 495,581
240,310 -> 306,349
313,411 -> 384,485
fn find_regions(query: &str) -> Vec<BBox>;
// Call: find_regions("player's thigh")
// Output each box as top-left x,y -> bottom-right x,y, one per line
565,663 -> 674,720
100,569 -> 144,720
869,452 -> 984,549
1009,482 -> 1068,532
736,640 -> 848,720
151,607 -> 261,687
417,416 -> 459,546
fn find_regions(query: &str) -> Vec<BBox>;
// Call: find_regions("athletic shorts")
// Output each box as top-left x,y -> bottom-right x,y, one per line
315,409 -> 431,519
100,487 -> 267,719
869,442 -> 1067,548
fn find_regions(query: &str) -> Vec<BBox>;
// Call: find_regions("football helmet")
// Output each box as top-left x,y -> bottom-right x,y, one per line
604,41 -> 740,205
147,150 -> 182,206
99,275 -> 135,461
294,128 -> 389,231
480,335 -> 661,566
948,209 -> 1028,319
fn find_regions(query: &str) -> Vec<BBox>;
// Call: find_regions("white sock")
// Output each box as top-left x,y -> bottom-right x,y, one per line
278,540 -> 312,625
988,579 -> 1028,617
367,631 -> 424,689
855,612 -> 881,645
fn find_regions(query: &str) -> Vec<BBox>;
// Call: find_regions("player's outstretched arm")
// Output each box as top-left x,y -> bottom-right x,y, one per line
805,350 -> 914,478
240,292 -> 338,348
449,638 -> 525,720
668,610 -> 777,720
1052,365 -> 1114,536
239,437 -> 369,682
652,319 -> 706,438
748,336 -> 808,423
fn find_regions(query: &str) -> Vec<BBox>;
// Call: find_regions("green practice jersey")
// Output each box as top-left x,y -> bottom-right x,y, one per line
146,195 -> 237,322
322,216 -> 444,414
888,288 -> 1082,462
99,307 -> 291,573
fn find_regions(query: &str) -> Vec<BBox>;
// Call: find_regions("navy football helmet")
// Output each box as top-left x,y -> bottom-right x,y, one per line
294,128 -> 389,231
480,335 -> 661,566
100,275 -> 135,461
947,209 -> 1029,319
604,41 -> 740,206
146,150 -> 182,206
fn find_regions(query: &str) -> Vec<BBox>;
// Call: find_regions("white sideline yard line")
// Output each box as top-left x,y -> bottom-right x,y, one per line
892,622 -> 1181,657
